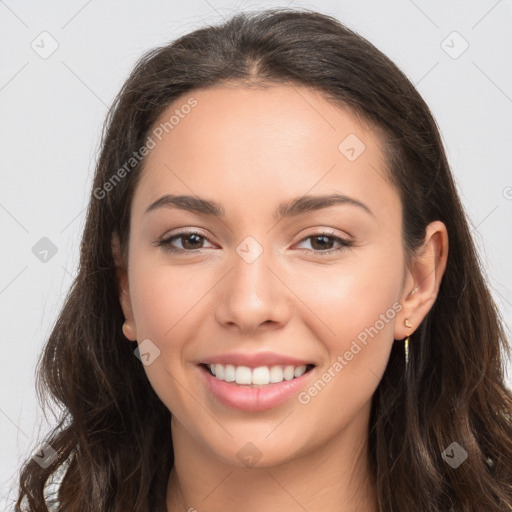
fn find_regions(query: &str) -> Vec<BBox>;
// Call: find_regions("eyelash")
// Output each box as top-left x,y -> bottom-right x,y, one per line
155,230 -> 353,256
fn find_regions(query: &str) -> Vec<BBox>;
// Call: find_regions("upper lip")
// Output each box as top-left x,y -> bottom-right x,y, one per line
199,351 -> 314,368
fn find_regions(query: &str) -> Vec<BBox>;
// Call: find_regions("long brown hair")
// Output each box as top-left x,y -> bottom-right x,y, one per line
15,8 -> 512,511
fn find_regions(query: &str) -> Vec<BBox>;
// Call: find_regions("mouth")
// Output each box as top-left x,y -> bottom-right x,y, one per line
198,362 -> 316,411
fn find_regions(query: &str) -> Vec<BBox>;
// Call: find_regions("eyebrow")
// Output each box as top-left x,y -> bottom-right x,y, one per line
144,193 -> 374,219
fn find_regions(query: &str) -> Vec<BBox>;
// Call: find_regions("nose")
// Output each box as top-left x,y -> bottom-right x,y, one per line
214,243 -> 290,333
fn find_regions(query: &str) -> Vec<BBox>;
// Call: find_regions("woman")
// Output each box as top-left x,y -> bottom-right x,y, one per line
16,7 -> 512,512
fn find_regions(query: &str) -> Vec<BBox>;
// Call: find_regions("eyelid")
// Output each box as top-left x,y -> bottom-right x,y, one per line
295,227 -> 352,243
160,227 -> 211,241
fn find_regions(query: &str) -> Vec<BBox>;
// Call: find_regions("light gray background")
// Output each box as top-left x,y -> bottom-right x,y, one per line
1,0 -> 511,508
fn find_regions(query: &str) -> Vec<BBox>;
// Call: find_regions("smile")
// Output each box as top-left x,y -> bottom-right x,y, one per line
198,362 -> 316,411
205,363 -> 314,385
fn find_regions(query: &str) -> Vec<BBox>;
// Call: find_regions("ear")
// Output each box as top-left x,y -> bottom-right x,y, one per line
394,220 -> 449,340
111,232 -> 137,341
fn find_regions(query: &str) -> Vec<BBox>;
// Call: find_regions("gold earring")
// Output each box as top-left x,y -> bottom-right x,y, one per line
404,336 -> 410,366
404,319 -> 412,366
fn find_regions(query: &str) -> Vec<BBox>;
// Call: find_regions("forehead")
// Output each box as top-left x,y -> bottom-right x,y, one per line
132,84 -> 397,221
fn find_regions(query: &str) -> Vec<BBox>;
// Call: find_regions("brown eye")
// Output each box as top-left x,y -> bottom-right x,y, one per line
309,234 -> 336,251
296,232 -> 353,255
177,233 -> 204,250
156,230 -> 214,254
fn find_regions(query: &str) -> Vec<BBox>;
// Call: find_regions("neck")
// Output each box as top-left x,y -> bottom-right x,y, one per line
166,403 -> 378,512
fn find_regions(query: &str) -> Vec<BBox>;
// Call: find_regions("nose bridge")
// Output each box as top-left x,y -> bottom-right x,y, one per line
215,234 -> 285,328
231,234 -> 273,302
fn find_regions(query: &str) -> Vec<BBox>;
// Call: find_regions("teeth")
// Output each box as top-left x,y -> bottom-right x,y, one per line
235,366 -> 252,385
252,366 -> 270,385
269,365 -> 284,383
215,364 -> 224,380
224,364 -> 236,382
294,366 -> 307,378
283,366 -> 295,380
206,363 -> 309,385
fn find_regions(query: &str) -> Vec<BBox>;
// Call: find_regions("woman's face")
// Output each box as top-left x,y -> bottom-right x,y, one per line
116,84 -> 412,467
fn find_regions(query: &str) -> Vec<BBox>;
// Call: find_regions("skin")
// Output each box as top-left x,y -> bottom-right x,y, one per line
112,84 -> 448,512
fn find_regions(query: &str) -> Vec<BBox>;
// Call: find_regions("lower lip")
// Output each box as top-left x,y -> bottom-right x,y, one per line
199,365 -> 314,411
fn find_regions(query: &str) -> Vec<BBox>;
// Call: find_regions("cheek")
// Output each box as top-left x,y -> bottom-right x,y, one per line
127,259 -> 210,412
129,257 -> 213,342
291,246 -> 404,427
292,248 -> 404,347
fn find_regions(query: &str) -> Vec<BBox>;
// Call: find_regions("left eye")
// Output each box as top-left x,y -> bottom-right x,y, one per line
295,233 -> 352,254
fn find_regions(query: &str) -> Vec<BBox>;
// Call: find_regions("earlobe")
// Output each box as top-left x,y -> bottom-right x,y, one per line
122,321 -> 136,341
394,220 -> 449,340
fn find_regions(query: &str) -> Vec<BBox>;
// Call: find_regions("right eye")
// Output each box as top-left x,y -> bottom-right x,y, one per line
156,230 -> 215,254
